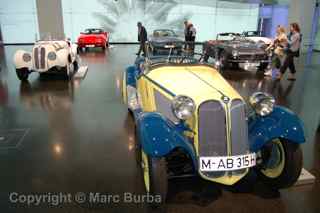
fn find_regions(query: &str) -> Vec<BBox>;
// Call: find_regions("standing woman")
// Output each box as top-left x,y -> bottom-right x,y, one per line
264,26 -> 288,77
278,23 -> 301,80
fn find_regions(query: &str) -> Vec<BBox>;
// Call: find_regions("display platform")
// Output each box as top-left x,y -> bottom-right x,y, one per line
296,168 -> 316,186
73,66 -> 88,79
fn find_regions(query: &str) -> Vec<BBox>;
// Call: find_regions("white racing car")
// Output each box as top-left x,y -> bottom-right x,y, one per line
13,39 -> 79,81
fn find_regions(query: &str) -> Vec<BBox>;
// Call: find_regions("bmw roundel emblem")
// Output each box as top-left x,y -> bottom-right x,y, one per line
222,96 -> 230,103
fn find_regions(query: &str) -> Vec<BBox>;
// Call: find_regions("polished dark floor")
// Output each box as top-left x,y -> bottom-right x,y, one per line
0,45 -> 319,213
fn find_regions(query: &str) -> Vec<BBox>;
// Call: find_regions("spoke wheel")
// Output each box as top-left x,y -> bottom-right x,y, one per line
257,139 -> 303,189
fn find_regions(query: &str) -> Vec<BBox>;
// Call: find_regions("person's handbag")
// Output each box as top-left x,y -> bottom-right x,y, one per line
274,46 -> 285,57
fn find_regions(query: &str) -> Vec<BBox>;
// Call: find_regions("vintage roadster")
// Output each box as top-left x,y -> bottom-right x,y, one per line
13,38 -> 79,81
148,29 -> 184,55
122,46 -> 305,205
77,28 -> 109,52
203,33 -> 270,71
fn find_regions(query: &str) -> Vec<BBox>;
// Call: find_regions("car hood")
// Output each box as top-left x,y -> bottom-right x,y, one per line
34,40 -> 68,51
147,65 -> 242,105
246,37 -> 272,44
225,41 -> 266,54
149,36 -> 183,43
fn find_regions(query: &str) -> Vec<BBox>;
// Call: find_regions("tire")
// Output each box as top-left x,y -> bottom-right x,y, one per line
73,60 -> 79,72
256,139 -> 303,189
258,62 -> 269,72
141,150 -> 168,207
16,68 -> 29,81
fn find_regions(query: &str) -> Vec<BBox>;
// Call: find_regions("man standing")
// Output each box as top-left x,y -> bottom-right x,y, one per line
136,22 -> 148,56
184,21 -> 189,49
189,23 -> 196,53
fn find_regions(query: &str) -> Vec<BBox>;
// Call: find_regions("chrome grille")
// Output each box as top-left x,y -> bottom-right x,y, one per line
198,100 -> 227,157
33,47 -> 46,70
230,99 -> 249,156
198,99 -> 249,178
34,47 -> 39,69
40,47 -> 45,69
238,54 -> 267,61
154,90 -> 179,123
198,100 -> 227,178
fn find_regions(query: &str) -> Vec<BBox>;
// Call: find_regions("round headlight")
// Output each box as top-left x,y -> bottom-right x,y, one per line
172,95 -> 195,120
249,92 -> 275,116
23,53 -> 31,62
232,50 -> 239,57
47,51 -> 57,61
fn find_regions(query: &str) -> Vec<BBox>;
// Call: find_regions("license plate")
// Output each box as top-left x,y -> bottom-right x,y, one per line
245,62 -> 260,67
86,45 -> 95,47
199,153 -> 256,171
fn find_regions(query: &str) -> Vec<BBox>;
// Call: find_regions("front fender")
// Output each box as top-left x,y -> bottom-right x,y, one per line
14,50 -> 32,69
136,112 -> 197,167
125,65 -> 138,87
249,106 -> 305,152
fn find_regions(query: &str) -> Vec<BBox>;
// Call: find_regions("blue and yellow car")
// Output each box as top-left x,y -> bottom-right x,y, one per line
122,51 -> 305,204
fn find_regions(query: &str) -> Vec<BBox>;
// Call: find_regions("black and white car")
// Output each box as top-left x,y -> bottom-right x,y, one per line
203,33 -> 270,71
148,29 -> 184,55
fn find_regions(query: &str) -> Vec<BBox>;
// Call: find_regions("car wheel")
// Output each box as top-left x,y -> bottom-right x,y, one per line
256,139 -> 302,189
16,68 -> 29,81
258,62 -> 269,72
73,60 -> 79,72
141,150 -> 168,207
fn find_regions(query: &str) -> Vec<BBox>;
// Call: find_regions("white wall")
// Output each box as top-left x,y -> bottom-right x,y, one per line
0,0 -> 39,43
61,0 -> 259,43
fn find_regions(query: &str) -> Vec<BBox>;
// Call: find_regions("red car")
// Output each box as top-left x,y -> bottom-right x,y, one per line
77,28 -> 109,52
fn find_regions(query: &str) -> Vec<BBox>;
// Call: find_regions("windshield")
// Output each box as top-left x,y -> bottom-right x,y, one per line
245,31 -> 260,37
143,42 -> 201,69
84,29 -> 104,34
217,33 -> 241,41
38,33 -> 66,41
153,29 -> 176,37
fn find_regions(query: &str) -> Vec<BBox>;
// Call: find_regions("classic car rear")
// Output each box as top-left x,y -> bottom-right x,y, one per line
148,29 -> 183,55
203,33 -> 270,71
122,54 -> 305,206
77,28 -> 109,51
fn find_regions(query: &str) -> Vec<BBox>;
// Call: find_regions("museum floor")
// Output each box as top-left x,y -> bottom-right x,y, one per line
0,45 -> 319,213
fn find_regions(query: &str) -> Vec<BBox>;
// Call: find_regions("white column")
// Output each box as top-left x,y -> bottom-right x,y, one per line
36,0 -> 65,40
288,0 -> 316,52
